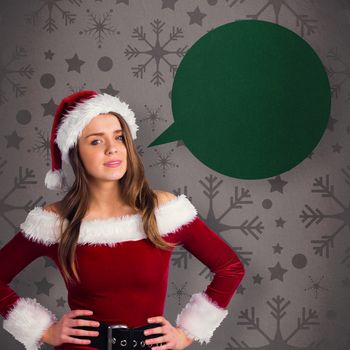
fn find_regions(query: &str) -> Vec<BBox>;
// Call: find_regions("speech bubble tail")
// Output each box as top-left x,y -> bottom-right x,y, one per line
147,123 -> 180,147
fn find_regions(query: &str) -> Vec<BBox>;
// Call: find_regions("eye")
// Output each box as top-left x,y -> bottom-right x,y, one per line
90,135 -> 124,145
90,139 -> 101,145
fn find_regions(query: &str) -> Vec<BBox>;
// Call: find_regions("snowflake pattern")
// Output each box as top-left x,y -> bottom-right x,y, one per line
25,0 -> 82,33
148,147 -> 179,177
167,281 -> 192,305
227,295 -> 325,349
171,176 -> 257,281
79,9 -> 119,48
27,127 -> 51,166
139,104 -> 167,132
304,275 -> 329,299
124,18 -> 188,86
0,166 -> 45,233
326,48 -> 350,101
0,47 -> 34,105
225,0 -> 317,37
299,171 -> 350,266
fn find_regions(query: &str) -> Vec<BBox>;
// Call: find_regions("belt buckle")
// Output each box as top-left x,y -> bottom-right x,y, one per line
107,324 -> 128,350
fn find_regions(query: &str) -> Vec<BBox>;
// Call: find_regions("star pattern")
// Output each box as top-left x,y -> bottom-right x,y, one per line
100,83 -> 119,96
268,261 -> 288,281
268,175 -> 288,193
44,49 -> 54,60
4,131 -> 24,149
187,6 -> 207,26
56,296 -> 67,307
34,277 -> 54,296
252,273 -> 263,284
272,242 -> 283,254
65,53 -> 85,73
275,217 -> 286,228
41,98 -> 58,117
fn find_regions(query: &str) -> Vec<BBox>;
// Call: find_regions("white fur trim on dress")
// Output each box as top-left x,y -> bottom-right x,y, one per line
176,292 -> 229,345
56,93 -> 139,164
20,194 -> 198,246
3,297 -> 57,350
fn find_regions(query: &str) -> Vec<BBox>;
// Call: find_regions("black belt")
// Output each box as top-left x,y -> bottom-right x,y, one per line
73,316 -> 166,350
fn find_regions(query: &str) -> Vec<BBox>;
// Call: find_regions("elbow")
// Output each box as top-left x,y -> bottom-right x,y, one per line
228,257 -> 246,283
238,258 -> 245,275
232,249 -> 245,279
239,261 -> 246,281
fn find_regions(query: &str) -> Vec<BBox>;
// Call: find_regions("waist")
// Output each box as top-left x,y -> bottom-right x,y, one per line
70,316 -> 166,350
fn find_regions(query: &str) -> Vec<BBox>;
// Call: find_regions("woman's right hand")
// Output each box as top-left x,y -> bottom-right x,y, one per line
41,309 -> 100,346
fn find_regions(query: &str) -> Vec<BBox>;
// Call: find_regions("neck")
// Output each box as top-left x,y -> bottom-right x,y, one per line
87,179 -> 125,213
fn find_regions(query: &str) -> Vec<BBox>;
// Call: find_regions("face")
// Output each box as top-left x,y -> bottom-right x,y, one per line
78,113 -> 127,184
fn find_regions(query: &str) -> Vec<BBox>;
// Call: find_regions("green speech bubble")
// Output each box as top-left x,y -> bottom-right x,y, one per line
148,20 -> 331,180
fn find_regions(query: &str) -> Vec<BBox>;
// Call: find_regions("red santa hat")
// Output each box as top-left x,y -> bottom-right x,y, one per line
45,90 -> 139,190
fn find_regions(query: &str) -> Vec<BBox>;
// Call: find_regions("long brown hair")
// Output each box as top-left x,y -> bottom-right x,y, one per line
56,112 -> 177,285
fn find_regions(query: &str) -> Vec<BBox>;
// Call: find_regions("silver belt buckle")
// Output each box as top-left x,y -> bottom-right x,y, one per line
108,324 -> 128,350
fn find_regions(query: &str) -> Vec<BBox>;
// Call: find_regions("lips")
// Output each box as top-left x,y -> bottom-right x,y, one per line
104,160 -> 122,166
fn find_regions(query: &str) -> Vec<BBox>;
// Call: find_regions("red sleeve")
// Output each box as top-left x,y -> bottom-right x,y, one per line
0,231 -> 57,350
173,216 -> 245,345
177,216 -> 245,307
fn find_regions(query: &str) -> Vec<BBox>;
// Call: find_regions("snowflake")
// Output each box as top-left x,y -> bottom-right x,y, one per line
25,0 -> 82,33
171,176 -> 258,275
27,127 -> 51,166
124,18 -> 188,86
167,281 -> 192,305
304,275 -> 329,299
0,166 -> 45,233
0,47 -> 34,105
225,0 -> 317,37
139,104 -> 167,132
299,171 -> 350,266
148,147 -> 179,177
79,9 -> 119,48
227,295 -> 325,349
326,48 -> 350,101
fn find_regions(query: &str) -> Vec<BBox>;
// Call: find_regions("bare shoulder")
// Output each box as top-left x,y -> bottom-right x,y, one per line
42,201 -> 62,216
154,189 -> 177,207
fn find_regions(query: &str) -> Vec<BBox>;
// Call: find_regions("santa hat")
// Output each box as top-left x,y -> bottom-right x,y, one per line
44,90 -> 139,191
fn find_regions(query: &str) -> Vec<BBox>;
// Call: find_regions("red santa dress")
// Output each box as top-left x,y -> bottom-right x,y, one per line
0,194 -> 245,350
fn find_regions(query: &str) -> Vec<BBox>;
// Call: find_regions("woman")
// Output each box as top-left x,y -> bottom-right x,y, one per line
0,91 -> 245,350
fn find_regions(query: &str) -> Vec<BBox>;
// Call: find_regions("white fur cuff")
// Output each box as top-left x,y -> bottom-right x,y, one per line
176,292 -> 228,345
3,297 -> 57,350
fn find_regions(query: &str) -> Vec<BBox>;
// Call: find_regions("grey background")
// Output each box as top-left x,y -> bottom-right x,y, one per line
0,0 -> 350,349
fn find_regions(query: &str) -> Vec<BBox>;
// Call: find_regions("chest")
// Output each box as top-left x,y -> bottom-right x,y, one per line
57,239 -> 174,293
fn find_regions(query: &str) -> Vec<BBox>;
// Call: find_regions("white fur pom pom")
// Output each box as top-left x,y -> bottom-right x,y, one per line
44,169 -> 66,190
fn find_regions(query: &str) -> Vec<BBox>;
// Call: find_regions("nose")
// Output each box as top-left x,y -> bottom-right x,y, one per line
107,148 -> 118,155
106,142 -> 119,155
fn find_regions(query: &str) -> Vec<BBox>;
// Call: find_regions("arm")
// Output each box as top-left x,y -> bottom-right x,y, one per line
0,231 -> 57,350
174,214 -> 246,345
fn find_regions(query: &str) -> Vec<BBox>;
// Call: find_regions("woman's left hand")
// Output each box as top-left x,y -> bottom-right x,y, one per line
144,316 -> 194,349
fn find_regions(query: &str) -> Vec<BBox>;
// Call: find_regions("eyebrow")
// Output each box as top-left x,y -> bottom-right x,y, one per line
84,129 -> 123,139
